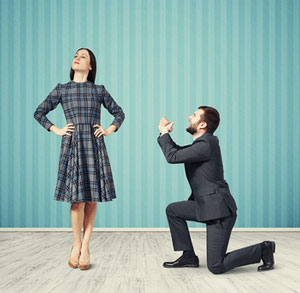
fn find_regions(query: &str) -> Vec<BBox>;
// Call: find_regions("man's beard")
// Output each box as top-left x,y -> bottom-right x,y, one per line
186,123 -> 198,135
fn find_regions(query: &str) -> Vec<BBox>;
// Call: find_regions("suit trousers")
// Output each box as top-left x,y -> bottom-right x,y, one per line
166,200 -> 263,274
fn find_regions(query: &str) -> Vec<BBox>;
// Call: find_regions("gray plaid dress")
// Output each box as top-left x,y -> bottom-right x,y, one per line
33,81 -> 125,203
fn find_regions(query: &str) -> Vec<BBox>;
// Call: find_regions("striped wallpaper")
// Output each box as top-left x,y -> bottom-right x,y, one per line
0,0 -> 299,228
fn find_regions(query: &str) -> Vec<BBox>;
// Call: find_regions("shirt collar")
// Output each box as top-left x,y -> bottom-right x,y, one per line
193,132 -> 205,141
193,132 -> 211,143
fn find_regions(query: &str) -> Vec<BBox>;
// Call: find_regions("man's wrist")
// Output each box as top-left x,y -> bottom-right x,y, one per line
160,131 -> 168,137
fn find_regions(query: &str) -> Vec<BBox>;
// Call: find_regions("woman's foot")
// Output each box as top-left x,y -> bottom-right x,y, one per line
79,244 -> 90,270
68,242 -> 82,268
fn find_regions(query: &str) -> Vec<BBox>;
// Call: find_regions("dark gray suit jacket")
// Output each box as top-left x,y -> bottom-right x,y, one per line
157,132 -> 237,222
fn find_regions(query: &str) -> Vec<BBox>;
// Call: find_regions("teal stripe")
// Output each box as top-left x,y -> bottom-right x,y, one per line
1,0 -> 8,226
14,0 -> 21,227
250,0 -> 257,227
20,0 -> 27,227
256,0 -> 264,226
268,0 -> 275,227
237,0 -> 245,227
31,0 -> 37,227
280,0 -> 288,226
8,0 -> 15,227
274,0 -> 281,227
286,0 -> 293,226
262,0 -> 270,227
25,0 -> 32,227
120,0 -> 130,227
293,0 -> 300,227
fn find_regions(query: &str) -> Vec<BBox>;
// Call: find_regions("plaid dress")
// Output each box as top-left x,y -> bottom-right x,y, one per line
33,81 -> 125,203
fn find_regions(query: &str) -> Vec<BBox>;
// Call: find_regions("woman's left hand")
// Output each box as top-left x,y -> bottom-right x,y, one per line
93,124 -> 110,138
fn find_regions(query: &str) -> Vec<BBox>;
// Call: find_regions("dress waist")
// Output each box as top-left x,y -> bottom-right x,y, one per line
71,122 -> 94,124
68,122 -> 98,126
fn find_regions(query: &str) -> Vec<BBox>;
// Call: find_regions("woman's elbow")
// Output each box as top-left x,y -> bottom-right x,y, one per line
120,111 -> 125,122
33,109 -> 41,121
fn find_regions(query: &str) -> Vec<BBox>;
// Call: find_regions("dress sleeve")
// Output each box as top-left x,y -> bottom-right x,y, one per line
100,85 -> 125,132
33,83 -> 62,132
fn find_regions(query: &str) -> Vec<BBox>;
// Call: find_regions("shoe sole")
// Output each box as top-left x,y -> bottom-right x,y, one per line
258,266 -> 274,272
163,264 -> 199,268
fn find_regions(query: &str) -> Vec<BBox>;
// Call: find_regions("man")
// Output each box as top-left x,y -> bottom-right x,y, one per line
157,106 -> 275,274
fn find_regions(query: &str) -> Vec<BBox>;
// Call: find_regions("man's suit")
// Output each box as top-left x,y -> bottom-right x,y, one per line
157,132 -> 262,274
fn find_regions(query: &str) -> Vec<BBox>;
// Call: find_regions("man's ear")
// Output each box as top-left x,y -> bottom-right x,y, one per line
199,121 -> 207,130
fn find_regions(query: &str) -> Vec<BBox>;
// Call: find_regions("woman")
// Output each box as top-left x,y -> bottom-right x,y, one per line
33,48 -> 125,270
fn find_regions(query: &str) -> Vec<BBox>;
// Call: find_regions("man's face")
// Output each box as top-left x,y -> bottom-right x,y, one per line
186,109 -> 205,135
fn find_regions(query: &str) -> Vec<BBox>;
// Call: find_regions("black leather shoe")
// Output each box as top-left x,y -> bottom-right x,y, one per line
258,241 -> 275,271
163,254 -> 199,268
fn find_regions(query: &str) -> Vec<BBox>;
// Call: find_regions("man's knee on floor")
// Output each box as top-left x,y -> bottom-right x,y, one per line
207,262 -> 225,275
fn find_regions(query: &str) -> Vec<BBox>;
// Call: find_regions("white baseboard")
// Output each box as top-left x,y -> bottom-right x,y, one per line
0,228 -> 299,232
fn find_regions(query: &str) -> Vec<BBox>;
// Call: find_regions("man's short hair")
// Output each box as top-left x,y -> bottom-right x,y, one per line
198,106 -> 220,134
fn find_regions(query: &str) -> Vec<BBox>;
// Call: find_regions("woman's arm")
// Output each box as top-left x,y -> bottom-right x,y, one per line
100,85 -> 125,132
106,124 -> 117,135
33,83 -> 62,132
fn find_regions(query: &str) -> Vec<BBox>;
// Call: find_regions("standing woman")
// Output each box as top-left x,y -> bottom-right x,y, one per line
33,48 -> 125,270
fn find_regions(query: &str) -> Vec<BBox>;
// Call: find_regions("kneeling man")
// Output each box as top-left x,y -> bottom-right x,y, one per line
157,106 -> 275,274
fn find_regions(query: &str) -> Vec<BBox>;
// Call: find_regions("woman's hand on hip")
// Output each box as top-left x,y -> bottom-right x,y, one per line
57,123 -> 75,136
93,124 -> 109,138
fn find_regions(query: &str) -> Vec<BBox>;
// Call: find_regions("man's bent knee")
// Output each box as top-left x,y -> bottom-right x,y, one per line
207,263 -> 224,275
166,203 -> 176,216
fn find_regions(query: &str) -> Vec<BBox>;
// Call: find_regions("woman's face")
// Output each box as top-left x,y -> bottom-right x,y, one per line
72,49 -> 92,73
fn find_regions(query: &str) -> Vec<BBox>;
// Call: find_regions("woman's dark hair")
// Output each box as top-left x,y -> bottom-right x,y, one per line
70,48 -> 97,83
198,106 -> 220,134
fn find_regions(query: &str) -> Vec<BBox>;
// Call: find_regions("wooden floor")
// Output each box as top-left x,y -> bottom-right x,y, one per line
0,231 -> 299,292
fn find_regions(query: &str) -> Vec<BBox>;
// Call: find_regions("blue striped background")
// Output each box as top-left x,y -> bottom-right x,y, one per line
0,0 -> 299,228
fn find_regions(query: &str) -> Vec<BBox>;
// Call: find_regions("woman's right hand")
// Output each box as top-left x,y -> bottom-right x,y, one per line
57,123 -> 75,137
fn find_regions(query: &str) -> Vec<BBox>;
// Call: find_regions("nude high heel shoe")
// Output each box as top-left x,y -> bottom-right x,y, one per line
79,248 -> 90,270
68,245 -> 80,268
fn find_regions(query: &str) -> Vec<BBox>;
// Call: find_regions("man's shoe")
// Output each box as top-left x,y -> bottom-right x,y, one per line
258,241 -> 275,271
163,254 -> 199,268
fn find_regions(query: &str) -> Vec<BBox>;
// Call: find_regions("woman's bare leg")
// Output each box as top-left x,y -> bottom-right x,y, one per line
69,202 -> 85,264
80,202 -> 97,263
